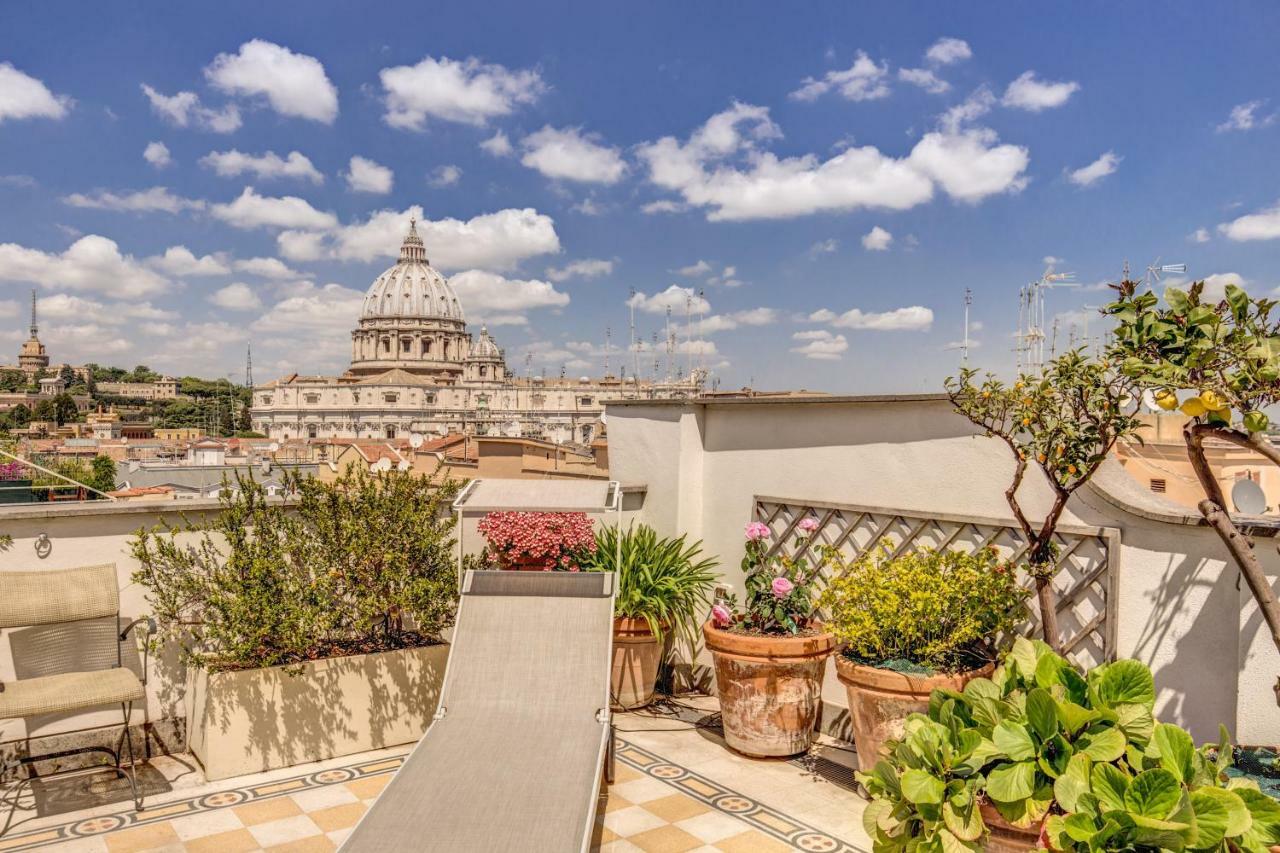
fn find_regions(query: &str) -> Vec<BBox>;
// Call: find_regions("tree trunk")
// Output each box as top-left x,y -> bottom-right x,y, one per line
1035,575 -> 1061,649
1184,423 -> 1280,663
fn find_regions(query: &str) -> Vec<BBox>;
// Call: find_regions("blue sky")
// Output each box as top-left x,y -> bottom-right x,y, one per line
1,2 -> 1278,391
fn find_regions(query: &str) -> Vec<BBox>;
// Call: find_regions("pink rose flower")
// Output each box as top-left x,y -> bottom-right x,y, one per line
798,517 -> 819,534
771,577 -> 794,598
744,521 -> 770,541
711,603 -> 732,626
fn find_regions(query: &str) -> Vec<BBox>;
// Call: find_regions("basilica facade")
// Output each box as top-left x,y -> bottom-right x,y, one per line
250,219 -> 701,444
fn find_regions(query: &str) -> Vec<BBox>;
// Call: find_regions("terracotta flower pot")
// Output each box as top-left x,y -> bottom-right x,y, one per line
611,617 -> 663,710
834,655 -> 994,772
978,800 -> 1044,853
703,622 -> 836,757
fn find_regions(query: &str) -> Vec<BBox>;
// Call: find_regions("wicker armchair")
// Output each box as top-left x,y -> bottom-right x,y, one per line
0,564 -> 154,835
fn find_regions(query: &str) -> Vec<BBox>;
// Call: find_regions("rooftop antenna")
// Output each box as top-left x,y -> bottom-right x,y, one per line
946,288 -> 973,366
664,307 -> 674,384
29,288 -> 38,338
1020,263 -> 1078,374
685,292 -> 693,382
1144,258 -> 1188,291
651,331 -> 660,384
245,342 -> 254,389
628,288 -> 640,382
697,288 -> 707,382
604,325 -> 612,378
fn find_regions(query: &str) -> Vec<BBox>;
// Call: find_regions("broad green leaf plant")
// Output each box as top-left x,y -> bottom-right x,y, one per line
860,638 -> 1280,852
1104,279 -> 1280,667
946,351 -> 1144,651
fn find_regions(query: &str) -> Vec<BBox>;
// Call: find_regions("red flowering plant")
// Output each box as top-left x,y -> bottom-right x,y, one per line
711,517 -> 832,636
0,461 -> 28,480
477,511 -> 597,571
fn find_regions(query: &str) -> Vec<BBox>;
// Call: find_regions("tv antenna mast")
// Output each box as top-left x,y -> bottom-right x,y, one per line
1144,259 -> 1187,290
1017,264 -> 1078,374
628,289 -> 640,383
244,342 -> 254,389
604,325 -> 612,378
945,288 -> 973,366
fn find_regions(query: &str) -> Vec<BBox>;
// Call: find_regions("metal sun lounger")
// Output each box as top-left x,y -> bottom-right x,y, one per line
341,569 -> 616,853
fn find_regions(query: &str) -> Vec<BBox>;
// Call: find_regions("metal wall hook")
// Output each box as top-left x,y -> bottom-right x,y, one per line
33,533 -> 51,558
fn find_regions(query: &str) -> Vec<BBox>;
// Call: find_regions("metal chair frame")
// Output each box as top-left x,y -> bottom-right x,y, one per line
1,614 -> 154,837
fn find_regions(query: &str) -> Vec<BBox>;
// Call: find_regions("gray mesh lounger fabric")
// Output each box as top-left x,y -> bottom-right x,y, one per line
341,570 -> 614,853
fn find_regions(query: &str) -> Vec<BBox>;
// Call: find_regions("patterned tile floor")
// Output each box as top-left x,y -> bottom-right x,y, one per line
1,697 -> 871,852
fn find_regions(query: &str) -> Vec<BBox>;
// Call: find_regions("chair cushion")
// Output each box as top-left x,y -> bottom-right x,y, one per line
0,667 -> 144,719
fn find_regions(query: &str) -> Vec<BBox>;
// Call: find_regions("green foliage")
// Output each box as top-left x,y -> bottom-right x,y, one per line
859,639 -> 1277,852
577,523 -> 718,644
1105,278 -> 1280,429
89,455 -> 116,494
131,465 -> 466,671
720,522 -> 832,636
0,370 -> 25,392
819,544 -> 1027,673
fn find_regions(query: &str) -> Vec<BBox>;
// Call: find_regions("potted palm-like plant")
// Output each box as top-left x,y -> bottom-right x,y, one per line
578,524 -> 718,709
705,517 -> 836,757
818,543 -> 1027,772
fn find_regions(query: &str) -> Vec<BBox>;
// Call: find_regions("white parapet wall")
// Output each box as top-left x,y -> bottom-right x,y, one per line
605,394 -> 1280,745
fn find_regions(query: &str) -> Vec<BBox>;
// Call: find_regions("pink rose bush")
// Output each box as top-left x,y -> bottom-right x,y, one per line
478,511 -> 596,571
0,461 -> 27,481
714,515 -> 831,636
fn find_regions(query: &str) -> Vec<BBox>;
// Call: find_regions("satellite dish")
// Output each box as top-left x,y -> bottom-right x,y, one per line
268,442 -> 280,452
409,433 -> 424,449
397,460 -> 411,471
374,457 -> 393,472
1232,479 -> 1267,515
599,412 -> 608,425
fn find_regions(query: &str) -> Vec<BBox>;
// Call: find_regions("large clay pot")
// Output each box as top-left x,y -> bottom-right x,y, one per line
612,617 -> 663,710
703,622 -> 836,757
835,655 -> 994,772
978,801 -> 1044,853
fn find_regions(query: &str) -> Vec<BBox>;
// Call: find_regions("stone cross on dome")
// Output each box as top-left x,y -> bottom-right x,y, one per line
399,216 -> 428,264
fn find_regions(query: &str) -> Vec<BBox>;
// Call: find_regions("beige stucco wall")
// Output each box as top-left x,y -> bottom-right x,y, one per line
605,395 -> 1280,745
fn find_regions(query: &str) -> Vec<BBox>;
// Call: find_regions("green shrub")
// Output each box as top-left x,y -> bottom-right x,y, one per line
819,544 -> 1027,673
131,465 -> 466,671
576,523 -> 718,644
859,638 -> 1280,852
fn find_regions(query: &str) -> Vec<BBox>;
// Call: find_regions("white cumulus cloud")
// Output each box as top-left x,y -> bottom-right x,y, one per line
0,62 -> 71,123
450,269 -> 569,325
520,126 -> 626,184
140,84 -> 240,132
63,186 -> 204,213
1002,71 -> 1080,111
480,130 -> 513,156
790,51 -> 890,102
791,330 -> 848,360
638,101 -> 1027,220
1219,201 -> 1280,242
925,38 -> 972,66
211,186 -> 337,230
545,258 -> 614,282
148,246 -> 230,276
205,39 -> 338,124
201,149 -> 323,184
898,67 -> 949,94
0,235 -> 169,297
1217,101 -> 1274,133
344,156 -> 394,194
143,142 -> 172,169
676,260 -> 713,276
627,285 -> 711,315
379,55 -> 545,129
234,257 -> 298,279
1068,151 -> 1121,187
209,283 -> 262,310
1188,228 -> 1211,244
428,164 -> 462,187
862,226 -> 893,251
812,305 -> 933,330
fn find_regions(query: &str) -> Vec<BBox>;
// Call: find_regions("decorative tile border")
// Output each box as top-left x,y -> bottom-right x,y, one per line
2,737 -> 865,852
614,738 -> 864,853
0,754 -> 401,852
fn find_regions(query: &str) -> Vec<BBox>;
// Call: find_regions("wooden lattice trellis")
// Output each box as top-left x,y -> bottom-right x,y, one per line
754,496 -> 1122,669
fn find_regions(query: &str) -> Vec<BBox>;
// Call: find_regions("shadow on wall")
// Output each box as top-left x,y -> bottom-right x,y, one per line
1129,542 -> 1240,741
700,402 -> 980,454
190,643 -> 447,781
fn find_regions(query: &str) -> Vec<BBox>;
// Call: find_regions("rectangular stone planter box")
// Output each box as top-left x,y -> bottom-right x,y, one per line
186,643 -> 449,781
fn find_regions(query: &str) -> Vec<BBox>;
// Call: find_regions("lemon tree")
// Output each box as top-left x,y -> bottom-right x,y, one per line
946,351 -> 1143,652
1105,278 -> 1280,663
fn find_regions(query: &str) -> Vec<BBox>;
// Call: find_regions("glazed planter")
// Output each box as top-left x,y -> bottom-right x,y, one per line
978,800 -> 1044,853
703,622 -> 836,757
835,655 -> 994,772
611,617 -> 663,710
186,643 -> 449,781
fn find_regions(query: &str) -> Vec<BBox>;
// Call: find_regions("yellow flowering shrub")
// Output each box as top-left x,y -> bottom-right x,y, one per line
819,543 -> 1028,673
